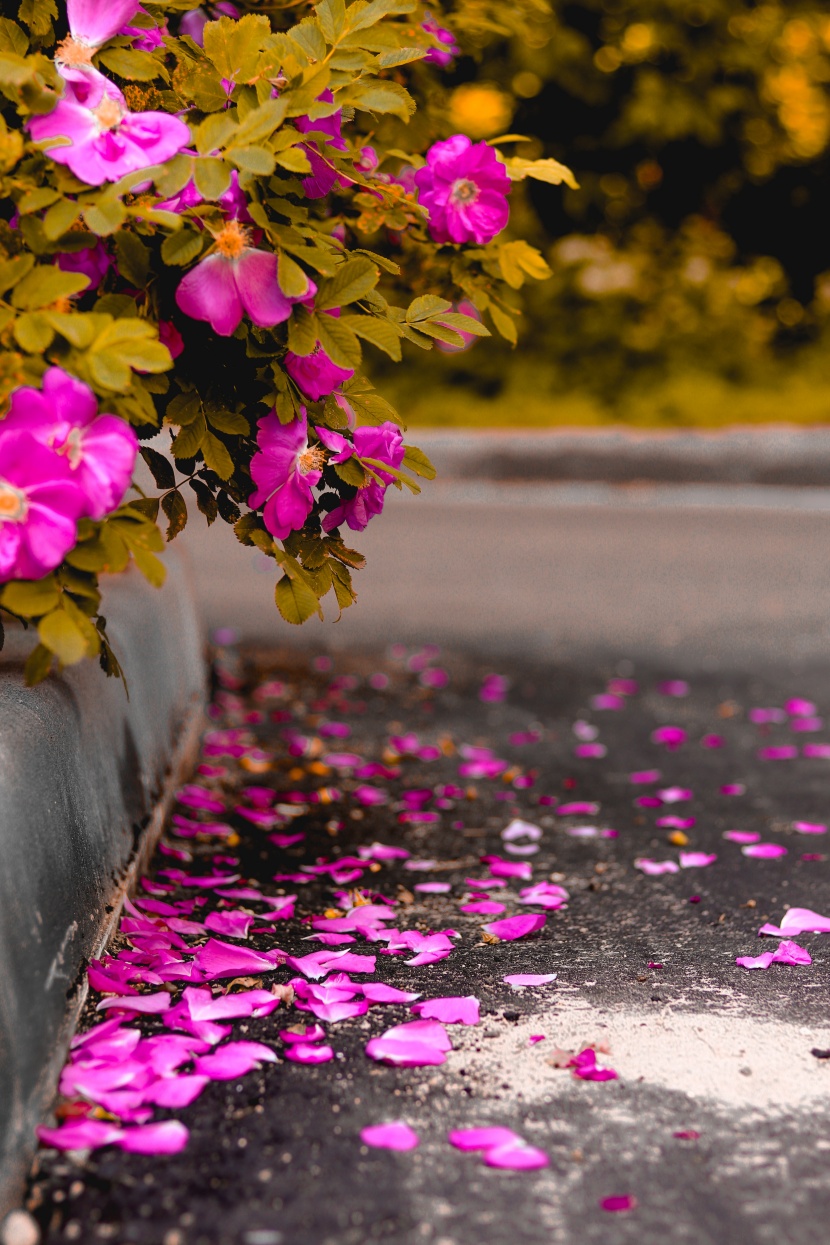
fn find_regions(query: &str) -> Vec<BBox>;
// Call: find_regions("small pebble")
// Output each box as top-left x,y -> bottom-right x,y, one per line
1,1211 -> 40,1245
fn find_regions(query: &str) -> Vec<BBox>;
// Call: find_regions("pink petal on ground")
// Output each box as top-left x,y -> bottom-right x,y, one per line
195,939 -> 281,978
117,1121 -> 190,1155
656,817 -> 696,830
794,821 -> 827,835
204,910 -> 254,939
558,802 -> 599,816
569,1048 -> 618,1081
601,1195 -> 637,1213
630,769 -> 661,784
758,746 -> 798,761
658,787 -> 693,803
724,831 -> 760,844
721,783 -> 745,795
306,998 -> 368,1023
503,974 -> 557,989
96,991 -> 171,1014
742,843 -> 788,858
362,983 -> 421,1005
449,1127 -> 521,1151
283,1042 -> 335,1064
404,859 -> 438,872
787,697 -> 818,716
679,852 -> 717,868
280,1029 -> 329,1054
482,914 -> 546,941
37,1119 -> 124,1151
701,734 -> 725,748
591,693 -> 624,710
777,907 -> 830,935
365,1019 -> 452,1067
143,1075 -> 209,1108
410,996 -> 480,1025
414,882 -> 452,894
358,843 -> 410,860
361,1121 -> 420,1151
194,1040 -> 278,1080
573,743 -> 607,758
529,1035 -> 546,1045
502,818 -> 543,841
802,744 -> 830,758
482,856 -> 533,881
483,1140 -> 549,1170
460,901 -> 506,915
736,951 -> 776,970
634,859 -> 679,876
674,1130 -> 700,1140
651,726 -> 686,748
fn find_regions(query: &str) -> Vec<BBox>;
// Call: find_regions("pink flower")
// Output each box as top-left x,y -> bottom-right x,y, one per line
66,0 -> 141,47
0,428 -> 85,582
295,91 -> 348,198
249,411 -> 324,541
120,6 -> 168,51
322,422 -> 404,533
414,135 -> 511,245
286,340 -> 355,401
56,240 -> 110,291
422,16 -> 459,67
30,65 -> 190,186
176,221 -> 313,336
159,320 -> 184,360
5,368 -> 138,521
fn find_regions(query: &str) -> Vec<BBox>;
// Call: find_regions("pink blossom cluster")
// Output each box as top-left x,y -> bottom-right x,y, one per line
0,368 -> 137,581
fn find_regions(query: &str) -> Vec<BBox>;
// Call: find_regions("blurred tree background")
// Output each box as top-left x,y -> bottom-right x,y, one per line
393,0 -> 830,425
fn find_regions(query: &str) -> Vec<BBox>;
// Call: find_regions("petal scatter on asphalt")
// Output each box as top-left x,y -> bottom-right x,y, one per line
24,644 -> 830,1243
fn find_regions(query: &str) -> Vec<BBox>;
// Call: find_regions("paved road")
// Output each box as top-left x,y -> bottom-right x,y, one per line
22,645 -> 830,1245
180,482 -> 830,670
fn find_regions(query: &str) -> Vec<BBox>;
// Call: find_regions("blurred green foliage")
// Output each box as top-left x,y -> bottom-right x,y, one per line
408,0 -> 830,422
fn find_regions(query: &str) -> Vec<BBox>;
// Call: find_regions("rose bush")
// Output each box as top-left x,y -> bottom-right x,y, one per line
0,0 -> 569,683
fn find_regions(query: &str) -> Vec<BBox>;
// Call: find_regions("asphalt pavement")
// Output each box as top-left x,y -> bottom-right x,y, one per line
18,642 -> 830,1245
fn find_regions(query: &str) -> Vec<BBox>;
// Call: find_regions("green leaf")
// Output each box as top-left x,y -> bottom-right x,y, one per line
228,144 -> 275,175
17,0 -> 57,40
13,312 -> 54,352
234,513 -> 267,547
162,489 -> 188,541
287,306 -> 319,357
498,239 -> 552,288
207,408 -> 250,435
42,197 -> 82,240
171,413 -> 206,458
131,546 -> 167,588
0,18 -> 28,56
17,186 -> 60,215
97,46 -> 166,81
202,430 -> 234,479
129,496 -> 160,521
189,478 -> 218,525
340,313 -> 402,359
88,319 -> 173,390
275,573 -> 320,625
347,0 -> 416,34
231,96 -> 287,145
195,112 -> 238,155
278,252 -> 312,299
503,155 -> 578,190
273,145 -> 312,174
141,446 -> 176,490
316,0 -> 346,43
83,195 -> 127,237
167,390 -> 202,425
43,310 -> 97,347
488,302 -> 518,344
2,577 -> 61,617
172,59 -> 229,112
402,444 -> 436,479
193,156 -> 232,200
24,643 -> 53,687
334,456 -> 367,487
0,253 -> 34,295
406,294 -> 452,323
339,79 -> 415,119
376,47 -> 425,68
436,310 -> 490,336
315,312 -> 362,369
316,256 -> 379,310
114,232 -> 150,287
203,13 -> 271,81
331,561 -> 356,611
38,607 -> 89,665
11,266 -> 89,310
161,228 -> 204,266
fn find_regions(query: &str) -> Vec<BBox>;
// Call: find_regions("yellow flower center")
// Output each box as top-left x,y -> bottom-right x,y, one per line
64,427 -> 84,470
215,220 -> 249,259
297,446 -> 325,475
56,36 -> 95,66
450,177 -> 479,206
93,96 -> 124,133
0,480 -> 28,522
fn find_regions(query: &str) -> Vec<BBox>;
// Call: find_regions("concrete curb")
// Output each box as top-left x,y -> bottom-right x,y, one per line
0,550 -> 206,1219
410,426 -> 830,485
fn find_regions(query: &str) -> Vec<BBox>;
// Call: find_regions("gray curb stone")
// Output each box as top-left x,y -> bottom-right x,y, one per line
411,426 -> 830,484
0,550 -> 205,1219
